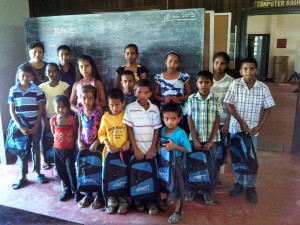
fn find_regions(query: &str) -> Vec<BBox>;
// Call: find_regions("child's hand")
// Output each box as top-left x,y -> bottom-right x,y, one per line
133,148 -> 144,160
171,96 -> 180,103
20,126 -> 30,135
165,96 -> 172,104
203,141 -> 213,151
249,125 -> 260,136
163,139 -> 175,151
220,124 -> 229,134
107,144 -> 117,153
240,121 -> 250,133
78,141 -> 85,151
145,147 -> 155,160
193,139 -> 202,150
89,142 -> 98,152
121,140 -> 130,151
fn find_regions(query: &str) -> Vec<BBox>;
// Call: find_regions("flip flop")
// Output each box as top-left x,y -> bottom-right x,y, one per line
36,174 -> 48,184
12,179 -> 28,190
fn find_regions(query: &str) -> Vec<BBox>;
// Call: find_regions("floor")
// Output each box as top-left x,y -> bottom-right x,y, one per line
0,82 -> 300,225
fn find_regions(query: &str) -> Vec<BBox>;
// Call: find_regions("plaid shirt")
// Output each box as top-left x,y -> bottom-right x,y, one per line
183,92 -> 223,142
223,78 -> 275,136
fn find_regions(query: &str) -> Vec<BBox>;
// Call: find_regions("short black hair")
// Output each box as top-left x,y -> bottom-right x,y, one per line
28,40 -> 45,52
54,95 -> 70,109
121,70 -> 135,80
196,70 -> 213,82
57,45 -> 71,53
240,58 -> 258,69
107,88 -> 124,102
18,65 -> 34,75
213,52 -> 230,65
46,62 -> 59,72
166,51 -> 181,62
134,79 -> 152,92
162,102 -> 182,117
124,44 -> 139,54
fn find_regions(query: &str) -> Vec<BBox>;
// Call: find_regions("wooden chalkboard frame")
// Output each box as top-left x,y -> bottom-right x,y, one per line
24,8 -> 205,91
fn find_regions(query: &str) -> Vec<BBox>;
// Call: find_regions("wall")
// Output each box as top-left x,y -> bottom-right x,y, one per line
247,14 -> 300,79
0,0 -> 30,162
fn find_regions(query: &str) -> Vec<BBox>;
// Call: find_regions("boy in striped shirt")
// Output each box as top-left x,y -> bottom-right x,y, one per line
9,65 -> 48,190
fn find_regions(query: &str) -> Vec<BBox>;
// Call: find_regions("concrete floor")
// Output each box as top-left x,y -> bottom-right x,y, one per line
0,82 -> 300,225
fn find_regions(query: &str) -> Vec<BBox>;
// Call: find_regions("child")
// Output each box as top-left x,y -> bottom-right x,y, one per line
183,70 -> 223,205
159,103 -> 191,224
9,65 -> 48,189
210,52 -> 235,187
98,88 -> 130,215
120,70 -> 136,107
123,79 -> 162,215
39,62 -> 70,169
15,40 -> 48,85
50,95 -> 83,202
77,84 -> 104,209
70,55 -> 106,113
114,44 -> 148,88
153,51 -> 192,108
57,45 -> 76,86
224,58 -> 275,203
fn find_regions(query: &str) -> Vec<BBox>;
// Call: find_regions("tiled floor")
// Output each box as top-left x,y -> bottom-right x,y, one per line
0,82 -> 300,225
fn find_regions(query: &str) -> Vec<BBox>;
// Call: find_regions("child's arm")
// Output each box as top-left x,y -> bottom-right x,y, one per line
127,125 -> 143,160
249,107 -> 272,136
9,104 -> 30,135
29,101 -> 44,135
153,82 -> 172,104
64,86 -> 71,98
89,138 -> 100,152
103,139 -> 118,153
145,128 -> 160,160
95,80 -> 107,108
220,113 -> 231,134
171,79 -> 192,103
50,116 -> 55,136
77,113 -> 85,151
226,103 -> 250,133
162,139 -> 187,153
187,115 -> 201,150
72,116 -> 78,140
114,72 -> 121,88
203,115 -> 220,151
70,81 -> 79,113
121,139 -> 130,151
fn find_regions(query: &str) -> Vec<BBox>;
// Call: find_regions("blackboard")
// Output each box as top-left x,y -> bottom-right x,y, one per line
24,9 -> 204,91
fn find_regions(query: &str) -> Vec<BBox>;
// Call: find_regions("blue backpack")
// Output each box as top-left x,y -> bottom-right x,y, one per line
216,136 -> 227,167
102,149 -> 132,197
186,150 -> 215,189
76,149 -> 102,192
42,131 -> 55,164
129,156 -> 159,201
229,132 -> 258,175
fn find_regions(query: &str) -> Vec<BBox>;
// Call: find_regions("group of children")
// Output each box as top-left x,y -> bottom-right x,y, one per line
8,40 -> 275,224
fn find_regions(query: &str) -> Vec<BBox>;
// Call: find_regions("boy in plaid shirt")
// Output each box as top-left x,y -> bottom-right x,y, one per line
183,70 -> 223,205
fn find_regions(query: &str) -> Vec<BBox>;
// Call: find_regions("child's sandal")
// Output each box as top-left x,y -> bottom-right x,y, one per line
78,195 -> 93,208
90,196 -> 103,210
168,212 -> 184,224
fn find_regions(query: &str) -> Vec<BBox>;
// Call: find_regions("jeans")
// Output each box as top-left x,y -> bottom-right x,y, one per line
232,135 -> 258,188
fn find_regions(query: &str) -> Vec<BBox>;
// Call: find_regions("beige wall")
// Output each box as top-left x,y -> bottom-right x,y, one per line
247,14 -> 300,79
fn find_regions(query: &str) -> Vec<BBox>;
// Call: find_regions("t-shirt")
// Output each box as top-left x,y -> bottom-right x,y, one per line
8,83 -> 45,127
123,100 -> 162,154
59,63 -> 76,86
51,115 -> 75,149
98,110 -> 128,160
210,74 -> 234,125
39,81 -> 69,117
160,126 -> 192,157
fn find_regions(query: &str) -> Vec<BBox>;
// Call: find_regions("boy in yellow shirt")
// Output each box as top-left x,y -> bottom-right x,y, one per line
98,88 -> 130,214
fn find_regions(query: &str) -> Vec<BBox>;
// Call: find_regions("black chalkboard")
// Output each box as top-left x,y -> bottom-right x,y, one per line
24,9 -> 204,91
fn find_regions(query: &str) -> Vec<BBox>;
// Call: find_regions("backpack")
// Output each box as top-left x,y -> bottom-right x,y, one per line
5,118 -> 30,159
129,156 -> 159,201
76,149 -> 102,192
229,132 -> 258,175
186,150 -> 215,189
216,138 -> 227,167
42,131 -> 55,164
102,149 -> 132,197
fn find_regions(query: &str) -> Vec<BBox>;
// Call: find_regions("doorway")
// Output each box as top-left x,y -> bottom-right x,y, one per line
248,34 -> 270,80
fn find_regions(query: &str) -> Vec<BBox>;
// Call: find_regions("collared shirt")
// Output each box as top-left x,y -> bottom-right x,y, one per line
183,92 -> 223,142
59,63 -> 76,86
223,78 -> 275,135
8,82 -> 45,127
211,74 -> 235,125
123,100 -> 162,154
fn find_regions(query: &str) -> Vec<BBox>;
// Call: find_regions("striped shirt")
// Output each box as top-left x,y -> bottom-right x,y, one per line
183,92 -> 223,142
8,83 -> 45,127
223,78 -> 275,136
123,100 -> 162,154
211,74 -> 235,125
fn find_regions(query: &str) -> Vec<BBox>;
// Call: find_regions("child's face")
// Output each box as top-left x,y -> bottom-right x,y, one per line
196,77 -> 213,96
78,59 -> 92,77
213,56 -> 228,74
134,86 -> 152,104
121,74 -> 135,93
29,47 -> 44,63
240,63 -> 257,82
55,101 -> 69,117
124,47 -> 138,64
81,91 -> 95,111
108,98 -> 124,115
57,49 -> 71,66
165,53 -> 180,72
46,65 -> 59,82
163,112 -> 180,130
18,72 -> 33,86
